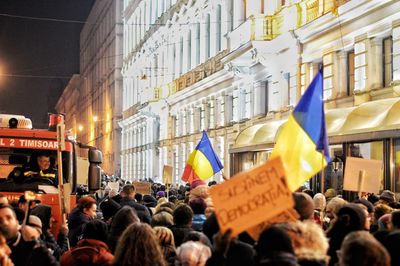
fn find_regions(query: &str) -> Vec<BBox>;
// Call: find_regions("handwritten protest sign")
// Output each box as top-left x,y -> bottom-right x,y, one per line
133,181 -> 152,195
210,157 -> 293,236
163,165 -> 173,185
343,157 -> 382,194
247,208 -> 299,241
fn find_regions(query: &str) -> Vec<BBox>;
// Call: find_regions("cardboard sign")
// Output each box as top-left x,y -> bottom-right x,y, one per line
247,208 -> 299,241
343,157 -> 383,194
163,165 -> 173,185
107,182 -> 120,192
210,157 -> 293,236
133,181 -> 152,195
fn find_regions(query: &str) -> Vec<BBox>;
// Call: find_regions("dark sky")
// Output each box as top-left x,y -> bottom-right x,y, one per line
0,0 -> 94,128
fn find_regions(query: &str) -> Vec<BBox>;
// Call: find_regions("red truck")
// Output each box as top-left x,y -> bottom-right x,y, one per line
0,114 -> 102,236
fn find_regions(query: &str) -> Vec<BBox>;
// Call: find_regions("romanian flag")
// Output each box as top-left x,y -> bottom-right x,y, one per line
271,69 -> 330,191
181,131 -> 223,184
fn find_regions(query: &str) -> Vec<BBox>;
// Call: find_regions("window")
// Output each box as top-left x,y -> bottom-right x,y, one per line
179,36 -> 184,75
200,105 -> 205,130
232,90 -> 239,122
383,37 -> 393,87
264,80 -> 269,114
174,115 -> 180,137
209,100 -> 215,129
216,5 -> 222,53
173,147 -> 179,183
187,30 -> 192,70
206,14 -> 211,59
189,108 -> 194,134
347,50 -> 355,96
196,23 -> 200,66
244,88 -> 251,119
182,110 -> 187,135
219,96 -> 225,126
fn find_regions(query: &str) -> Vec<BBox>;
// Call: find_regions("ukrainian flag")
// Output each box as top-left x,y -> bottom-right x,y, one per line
181,131 -> 224,184
271,69 -> 330,191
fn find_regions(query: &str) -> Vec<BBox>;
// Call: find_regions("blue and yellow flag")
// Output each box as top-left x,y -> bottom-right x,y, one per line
271,69 -> 330,191
181,131 -> 223,184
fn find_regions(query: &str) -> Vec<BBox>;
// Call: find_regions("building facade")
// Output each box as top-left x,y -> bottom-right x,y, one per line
121,0 -> 400,193
56,0 -> 124,176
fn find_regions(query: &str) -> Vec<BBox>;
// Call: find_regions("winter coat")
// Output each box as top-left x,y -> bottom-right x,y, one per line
67,208 -> 92,247
192,214 -> 207,232
9,233 -> 58,266
60,239 -> 114,266
169,225 -> 193,247
119,197 -> 151,224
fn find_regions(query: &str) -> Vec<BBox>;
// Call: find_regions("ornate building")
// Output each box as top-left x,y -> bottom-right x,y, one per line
121,0 -> 400,193
57,0 -> 124,176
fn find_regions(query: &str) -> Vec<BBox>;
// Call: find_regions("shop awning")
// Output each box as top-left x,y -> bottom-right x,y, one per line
231,97 -> 400,153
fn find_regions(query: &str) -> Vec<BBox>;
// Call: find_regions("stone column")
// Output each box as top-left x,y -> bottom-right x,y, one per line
182,29 -> 189,73
233,0 -> 245,29
191,24 -> 198,69
200,17 -> 207,63
354,34 -> 368,92
336,51 -> 348,97
368,37 -> 383,90
253,80 -> 266,116
210,8 -> 218,57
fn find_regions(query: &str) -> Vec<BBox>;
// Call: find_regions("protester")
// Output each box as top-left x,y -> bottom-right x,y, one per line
175,241 -> 211,266
339,231 -> 390,266
189,198 -> 207,231
255,225 -> 298,266
0,194 -> 9,206
0,204 -> 58,266
324,197 -> 347,230
68,196 -> 97,247
293,192 -> 314,221
313,193 -> 326,225
170,204 -> 194,247
107,206 -> 139,253
390,210 -> 400,230
379,190 -> 396,205
31,204 -> 68,260
182,231 -> 212,249
153,226 -> 176,266
326,203 -> 367,266
151,211 -> 174,228
119,184 -> 151,223
0,230 -> 13,266
61,220 -> 114,266
285,221 -> 329,265
324,188 -> 337,202
382,231 -> 400,266
113,223 -> 167,266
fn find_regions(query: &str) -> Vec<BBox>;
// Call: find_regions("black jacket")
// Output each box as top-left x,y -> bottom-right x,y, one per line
9,233 -> 58,266
119,197 -> 151,224
67,208 -> 91,247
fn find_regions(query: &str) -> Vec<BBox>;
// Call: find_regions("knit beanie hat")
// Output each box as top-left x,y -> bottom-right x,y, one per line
191,179 -> 206,189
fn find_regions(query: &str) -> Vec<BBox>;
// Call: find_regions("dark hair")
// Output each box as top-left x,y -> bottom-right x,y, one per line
122,184 -> 135,196
0,204 -> 15,215
109,206 -> 140,253
302,189 -> 315,199
182,231 -> 212,248
82,219 -> 108,243
173,204 -> 193,226
392,210 -> 400,229
134,193 -> 143,203
256,225 -> 294,261
353,198 -> 374,213
189,198 -> 207,215
77,196 -> 96,212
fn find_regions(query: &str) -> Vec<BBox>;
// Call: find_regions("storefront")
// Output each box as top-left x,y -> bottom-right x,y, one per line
230,97 -> 400,194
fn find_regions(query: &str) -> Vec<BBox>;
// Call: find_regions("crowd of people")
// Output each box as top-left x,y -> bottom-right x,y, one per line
0,180 -> 399,266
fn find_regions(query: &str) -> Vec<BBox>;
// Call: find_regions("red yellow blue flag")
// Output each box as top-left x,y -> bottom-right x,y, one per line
181,131 -> 224,184
271,69 -> 330,191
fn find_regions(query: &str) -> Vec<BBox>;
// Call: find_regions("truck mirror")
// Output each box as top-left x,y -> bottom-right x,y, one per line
88,163 -> 101,192
88,149 -> 102,164
88,149 -> 102,192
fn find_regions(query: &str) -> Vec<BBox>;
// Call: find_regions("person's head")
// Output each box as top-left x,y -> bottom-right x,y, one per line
189,198 -> 207,215
182,231 -> 212,248
325,188 -> 337,202
82,219 -> 108,243
339,231 -> 390,266
134,193 -> 143,203
284,221 -> 329,264
256,225 -> 294,261
0,194 -> 8,206
378,213 -> 392,231
17,195 -> 28,211
313,193 -> 326,211
153,226 -> 175,247
114,223 -> 167,266
391,210 -> 400,230
110,206 -> 140,235
30,204 -> 52,231
175,241 -> 211,266
374,204 -> 392,222
121,184 -> 136,199
28,215 -> 42,237
379,190 -> 396,205
77,196 -> 97,219
151,211 -> 174,227
37,154 -> 51,171
325,197 -> 347,220
173,204 -> 193,227
293,192 -> 315,221
302,189 -> 314,199
328,203 -> 367,237
0,204 -> 19,241
353,198 -> 375,224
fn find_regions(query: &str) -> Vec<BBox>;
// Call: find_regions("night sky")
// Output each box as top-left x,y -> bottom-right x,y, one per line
0,0 -> 94,128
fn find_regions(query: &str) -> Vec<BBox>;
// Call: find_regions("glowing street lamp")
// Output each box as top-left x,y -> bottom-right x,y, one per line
78,124 -> 84,132
93,115 -> 98,122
